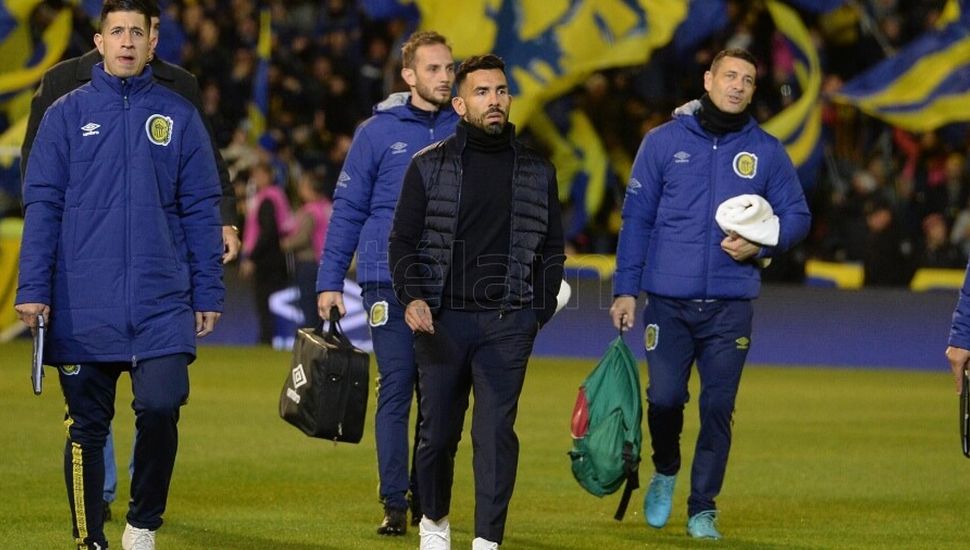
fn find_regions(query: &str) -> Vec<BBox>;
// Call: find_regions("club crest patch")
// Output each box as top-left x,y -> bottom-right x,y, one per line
369,301 -> 389,327
60,364 -> 81,376
644,323 -> 659,351
291,363 -> 307,389
145,114 -> 173,146
735,336 -> 750,350
732,151 -> 758,179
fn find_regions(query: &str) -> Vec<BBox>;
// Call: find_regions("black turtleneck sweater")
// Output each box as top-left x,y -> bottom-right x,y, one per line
441,121 -> 516,310
391,119 -> 564,314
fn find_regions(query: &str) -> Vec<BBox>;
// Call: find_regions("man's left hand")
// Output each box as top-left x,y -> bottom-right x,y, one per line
196,311 -> 222,337
222,225 -> 241,264
721,233 -> 761,262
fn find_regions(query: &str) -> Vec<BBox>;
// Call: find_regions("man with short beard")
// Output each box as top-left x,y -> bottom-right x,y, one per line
388,54 -> 565,550
315,30 -> 458,535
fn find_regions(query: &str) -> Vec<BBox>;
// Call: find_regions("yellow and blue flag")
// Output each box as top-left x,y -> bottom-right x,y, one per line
762,0 -> 824,188
247,7 -> 271,147
833,0 -> 970,131
530,95 -> 620,241
414,0 -> 688,127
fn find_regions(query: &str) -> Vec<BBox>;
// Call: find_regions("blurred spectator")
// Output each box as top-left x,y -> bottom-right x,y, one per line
240,162 -> 293,344
863,199 -> 914,287
282,170 -> 332,327
917,213 -> 965,269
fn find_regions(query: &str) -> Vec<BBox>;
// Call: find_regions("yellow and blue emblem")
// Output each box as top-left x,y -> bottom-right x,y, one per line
59,364 -> 81,376
369,301 -> 389,328
732,151 -> 758,179
145,114 -> 174,146
735,336 -> 750,350
644,323 -> 659,351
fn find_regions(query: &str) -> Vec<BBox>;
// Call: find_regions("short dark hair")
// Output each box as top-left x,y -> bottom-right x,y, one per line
401,31 -> 450,69
100,0 -> 158,30
455,54 -> 505,92
710,48 -> 758,74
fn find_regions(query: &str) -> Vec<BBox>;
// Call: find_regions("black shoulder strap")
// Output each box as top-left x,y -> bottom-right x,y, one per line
613,441 -> 640,521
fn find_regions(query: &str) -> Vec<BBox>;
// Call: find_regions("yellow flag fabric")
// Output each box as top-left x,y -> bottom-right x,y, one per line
414,0 -> 688,127
0,3 -> 71,95
762,0 -> 823,168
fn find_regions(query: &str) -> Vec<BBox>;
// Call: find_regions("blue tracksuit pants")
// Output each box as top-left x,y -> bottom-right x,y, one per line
414,307 -> 538,544
362,284 -> 421,512
58,353 -> 190,548
642,295 -> 752,517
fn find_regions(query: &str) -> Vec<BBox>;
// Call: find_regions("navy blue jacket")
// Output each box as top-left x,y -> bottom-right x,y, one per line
316,93 -> 458,291
17,64 -> 223,364
614,101 -> 811,300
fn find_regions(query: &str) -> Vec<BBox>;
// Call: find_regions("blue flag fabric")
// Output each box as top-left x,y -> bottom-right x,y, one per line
834,0 -> 970,131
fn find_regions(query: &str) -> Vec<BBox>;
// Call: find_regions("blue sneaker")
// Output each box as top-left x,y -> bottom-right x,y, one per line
644,472 -> 676,528
687,510 -> 721,540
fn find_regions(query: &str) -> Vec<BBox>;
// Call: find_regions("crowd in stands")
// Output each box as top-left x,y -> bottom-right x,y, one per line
8,0 -> 970,290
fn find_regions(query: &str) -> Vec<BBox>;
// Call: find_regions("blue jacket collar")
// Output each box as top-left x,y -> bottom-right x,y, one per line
375,91 -> 456,124
91,62 -> 154,97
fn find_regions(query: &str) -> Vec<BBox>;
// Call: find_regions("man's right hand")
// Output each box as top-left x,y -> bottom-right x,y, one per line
318,291 -> 345,322
946,345 -> 970,394
405,299 -> 434,334
610,295 -> 637,332
15,302 -> 49,332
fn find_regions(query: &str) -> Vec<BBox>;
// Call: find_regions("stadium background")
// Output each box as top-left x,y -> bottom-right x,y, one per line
1,0 -> 969,370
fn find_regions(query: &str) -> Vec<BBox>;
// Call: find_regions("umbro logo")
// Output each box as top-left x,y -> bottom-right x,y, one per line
674,151 -> 690,163
81,123 -> 100,137
626,178 -> 642,195
336,171 -> 351,188
390,141 -> 408,154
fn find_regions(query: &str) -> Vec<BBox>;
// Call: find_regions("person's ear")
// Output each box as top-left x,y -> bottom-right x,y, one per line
401,66 -> 416,88
94,33 -> 104,56
452,95 -> 465,116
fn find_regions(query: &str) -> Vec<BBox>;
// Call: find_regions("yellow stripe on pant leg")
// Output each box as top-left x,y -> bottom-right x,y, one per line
71,441 -> 88,544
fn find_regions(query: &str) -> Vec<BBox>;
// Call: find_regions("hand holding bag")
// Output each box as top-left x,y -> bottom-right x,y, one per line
279,307 -> 370,443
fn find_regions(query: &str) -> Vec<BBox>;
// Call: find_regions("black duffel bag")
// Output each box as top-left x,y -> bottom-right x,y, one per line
279,307 -> 370,443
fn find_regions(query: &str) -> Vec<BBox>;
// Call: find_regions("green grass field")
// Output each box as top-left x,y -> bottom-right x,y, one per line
0,341 -> 966,549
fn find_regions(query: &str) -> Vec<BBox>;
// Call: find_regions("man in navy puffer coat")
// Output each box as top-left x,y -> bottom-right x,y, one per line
610,48 -> 810,541
15,2 -> 222,548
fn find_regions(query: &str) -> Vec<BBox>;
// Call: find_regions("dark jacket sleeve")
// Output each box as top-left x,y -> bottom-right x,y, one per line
177,109 -> 225,312
534,165 -> 565,326
388,160 -> 429,307
21,61 -> 77,186
155,59 -> 237,225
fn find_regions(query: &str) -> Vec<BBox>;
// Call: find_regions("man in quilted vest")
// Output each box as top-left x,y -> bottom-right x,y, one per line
389,54 -> 565,550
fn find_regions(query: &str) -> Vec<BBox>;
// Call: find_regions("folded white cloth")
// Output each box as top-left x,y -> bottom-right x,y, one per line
715,194 -> 779,246
715,194 -> 778,267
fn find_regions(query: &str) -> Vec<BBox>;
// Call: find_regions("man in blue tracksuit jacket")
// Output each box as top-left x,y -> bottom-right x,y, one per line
15,2 -> 223,548
315,30 -> 459,535
610,49 -> 810,541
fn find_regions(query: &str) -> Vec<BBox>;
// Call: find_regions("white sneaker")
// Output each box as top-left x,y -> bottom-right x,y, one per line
122,523 -> 156,550
419,516 -> 451,550
472,537 -> 499,550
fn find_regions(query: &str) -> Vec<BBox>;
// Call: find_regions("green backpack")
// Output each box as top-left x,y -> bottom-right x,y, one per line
568,335 -> 642,520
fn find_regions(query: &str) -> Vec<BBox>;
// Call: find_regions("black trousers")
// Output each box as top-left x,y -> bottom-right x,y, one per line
414,307 -> 538,544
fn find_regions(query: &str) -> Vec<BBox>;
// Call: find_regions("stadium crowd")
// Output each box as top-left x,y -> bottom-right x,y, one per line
7,0 -> 970,289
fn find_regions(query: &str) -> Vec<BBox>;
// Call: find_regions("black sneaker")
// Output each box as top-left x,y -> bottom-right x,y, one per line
103,500 -> 112,522
376,508 -> 407,536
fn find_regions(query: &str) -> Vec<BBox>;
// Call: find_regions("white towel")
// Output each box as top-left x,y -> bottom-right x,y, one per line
715,194 -> 779,246
715,194 -> 779,267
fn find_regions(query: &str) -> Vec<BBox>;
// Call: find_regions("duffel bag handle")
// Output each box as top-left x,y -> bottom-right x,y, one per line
318,305 -> 352,347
